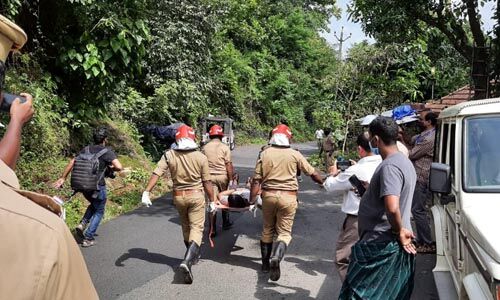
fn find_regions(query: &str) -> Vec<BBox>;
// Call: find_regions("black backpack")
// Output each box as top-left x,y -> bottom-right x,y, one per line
70,147 -> 109,192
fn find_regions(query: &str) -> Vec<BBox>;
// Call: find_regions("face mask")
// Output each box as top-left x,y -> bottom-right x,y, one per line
369,137 -> 379,155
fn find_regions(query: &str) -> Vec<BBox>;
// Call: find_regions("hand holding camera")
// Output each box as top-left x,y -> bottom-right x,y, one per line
336,157 -> 352,172
1,92 -> 27,112
6,93 -> 33,124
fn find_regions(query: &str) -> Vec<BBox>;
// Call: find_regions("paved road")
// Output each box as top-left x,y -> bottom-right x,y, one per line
82,142 -> 438,299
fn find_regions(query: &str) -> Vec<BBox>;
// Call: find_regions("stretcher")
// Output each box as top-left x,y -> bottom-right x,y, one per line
208,203 -> 258,248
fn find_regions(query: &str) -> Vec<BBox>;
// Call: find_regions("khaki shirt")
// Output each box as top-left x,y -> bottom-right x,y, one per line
201,139 -> 231,175
0,160 -> 98,300
254,146 -> 316,190
323,134 -> 335,152
153,150 -> 211,190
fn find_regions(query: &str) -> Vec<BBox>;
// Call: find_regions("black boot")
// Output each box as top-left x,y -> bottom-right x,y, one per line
269,241 -> 287,281
184,240 -> 200,265
260,241 -> 272,273
222,210 -> 233,230
179,241 -> 200,284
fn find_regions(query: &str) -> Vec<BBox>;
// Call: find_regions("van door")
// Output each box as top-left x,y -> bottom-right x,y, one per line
442,122 -> 463,283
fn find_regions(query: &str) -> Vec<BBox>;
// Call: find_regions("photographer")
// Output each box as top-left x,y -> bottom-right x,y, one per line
0,14 -> 97,299
53,126 -> 123,247
323,132 -> 381,281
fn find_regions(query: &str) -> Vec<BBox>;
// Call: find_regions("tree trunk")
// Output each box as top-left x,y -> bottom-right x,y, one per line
472,48 -> 489,100
464,0 -> 489,99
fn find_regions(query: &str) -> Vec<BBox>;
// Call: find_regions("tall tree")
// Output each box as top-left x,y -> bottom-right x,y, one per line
349,0 -> 498,99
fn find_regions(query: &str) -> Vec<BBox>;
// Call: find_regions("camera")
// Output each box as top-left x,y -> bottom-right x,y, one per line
1,92 -> 27,112
104,166 -> 116,179
336,160 -> 352,172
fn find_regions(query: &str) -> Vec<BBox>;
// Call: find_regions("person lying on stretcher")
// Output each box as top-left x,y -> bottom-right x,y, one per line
216,176 -> 262,208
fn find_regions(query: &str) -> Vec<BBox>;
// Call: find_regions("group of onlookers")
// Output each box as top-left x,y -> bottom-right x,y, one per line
320,110 -> 437,298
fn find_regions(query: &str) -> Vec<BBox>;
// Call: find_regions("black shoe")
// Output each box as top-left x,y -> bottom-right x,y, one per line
179,241 -> 200,284
270,241 -> 287,281
260,241 -> 272,273
222,210 -> 233,230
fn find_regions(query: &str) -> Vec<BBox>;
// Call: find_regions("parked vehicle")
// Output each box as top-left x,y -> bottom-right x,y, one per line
200,116 -> 235,150
430,98 -> 500,300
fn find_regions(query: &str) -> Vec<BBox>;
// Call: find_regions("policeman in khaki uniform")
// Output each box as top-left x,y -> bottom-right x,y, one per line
201,124 -> 233,233
249,124 -> 323,281
0,15 -> 98,299
322,129 -> 336,170
142,125 -> 216,284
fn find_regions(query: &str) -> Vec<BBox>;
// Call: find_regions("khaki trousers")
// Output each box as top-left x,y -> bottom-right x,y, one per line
173,193 -> 206,246
261,192 -> 298,245
211,174 -> 228,197
335,214 -> 358,282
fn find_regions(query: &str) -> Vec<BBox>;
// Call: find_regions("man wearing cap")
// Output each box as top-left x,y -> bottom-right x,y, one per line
142,125 -> 216,284
249,124 -> 324,281
201,124 -> 234,233
0,15 -> 98,299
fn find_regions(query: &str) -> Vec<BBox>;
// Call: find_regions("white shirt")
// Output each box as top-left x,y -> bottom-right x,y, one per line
397,141 -> 409,157
219,188 -> 250,206
323,155 -> 382,215
315,129 -> 324,139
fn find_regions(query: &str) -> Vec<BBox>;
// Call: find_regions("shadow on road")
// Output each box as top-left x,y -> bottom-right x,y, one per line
115,248 -> 182,268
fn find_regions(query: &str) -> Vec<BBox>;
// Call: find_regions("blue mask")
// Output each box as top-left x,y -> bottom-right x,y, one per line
369,141 -> 379,155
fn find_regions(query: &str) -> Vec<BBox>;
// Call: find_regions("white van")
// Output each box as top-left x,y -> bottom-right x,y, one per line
430,98 -> 500,300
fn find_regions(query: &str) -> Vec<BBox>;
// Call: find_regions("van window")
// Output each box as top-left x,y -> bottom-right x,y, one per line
433,121 -> 441,162
441,123 -> 449,163
449,124 -> 456,177
464,116 -> 500,192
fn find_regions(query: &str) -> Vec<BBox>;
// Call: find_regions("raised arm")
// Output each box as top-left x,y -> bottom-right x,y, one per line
0,94 -> 34,169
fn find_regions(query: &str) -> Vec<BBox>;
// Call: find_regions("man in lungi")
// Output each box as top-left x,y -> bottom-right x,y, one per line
340,116 -> 417,300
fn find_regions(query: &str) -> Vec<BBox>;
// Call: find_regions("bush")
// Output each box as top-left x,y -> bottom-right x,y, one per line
2,55 -> 71,160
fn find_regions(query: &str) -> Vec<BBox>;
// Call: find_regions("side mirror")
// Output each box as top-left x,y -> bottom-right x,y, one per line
429,162 -> 451,194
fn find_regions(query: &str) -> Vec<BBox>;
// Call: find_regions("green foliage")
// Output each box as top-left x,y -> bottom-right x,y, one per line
306,153 -> 322,169
2,0 -> 22,18
349,0 -> 497,98
2,55 -> 71,160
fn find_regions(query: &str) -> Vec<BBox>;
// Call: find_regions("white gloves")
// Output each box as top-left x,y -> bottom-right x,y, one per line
141,191 -> 152,207
256,195 -> 262,206
207,202 -> 217,213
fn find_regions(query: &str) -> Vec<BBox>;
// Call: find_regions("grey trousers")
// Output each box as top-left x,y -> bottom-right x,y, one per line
335,214 -> 358,282
411,182 -> 433,245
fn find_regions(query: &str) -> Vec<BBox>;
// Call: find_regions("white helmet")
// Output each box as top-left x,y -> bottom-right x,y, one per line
360,115 -> 378,126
